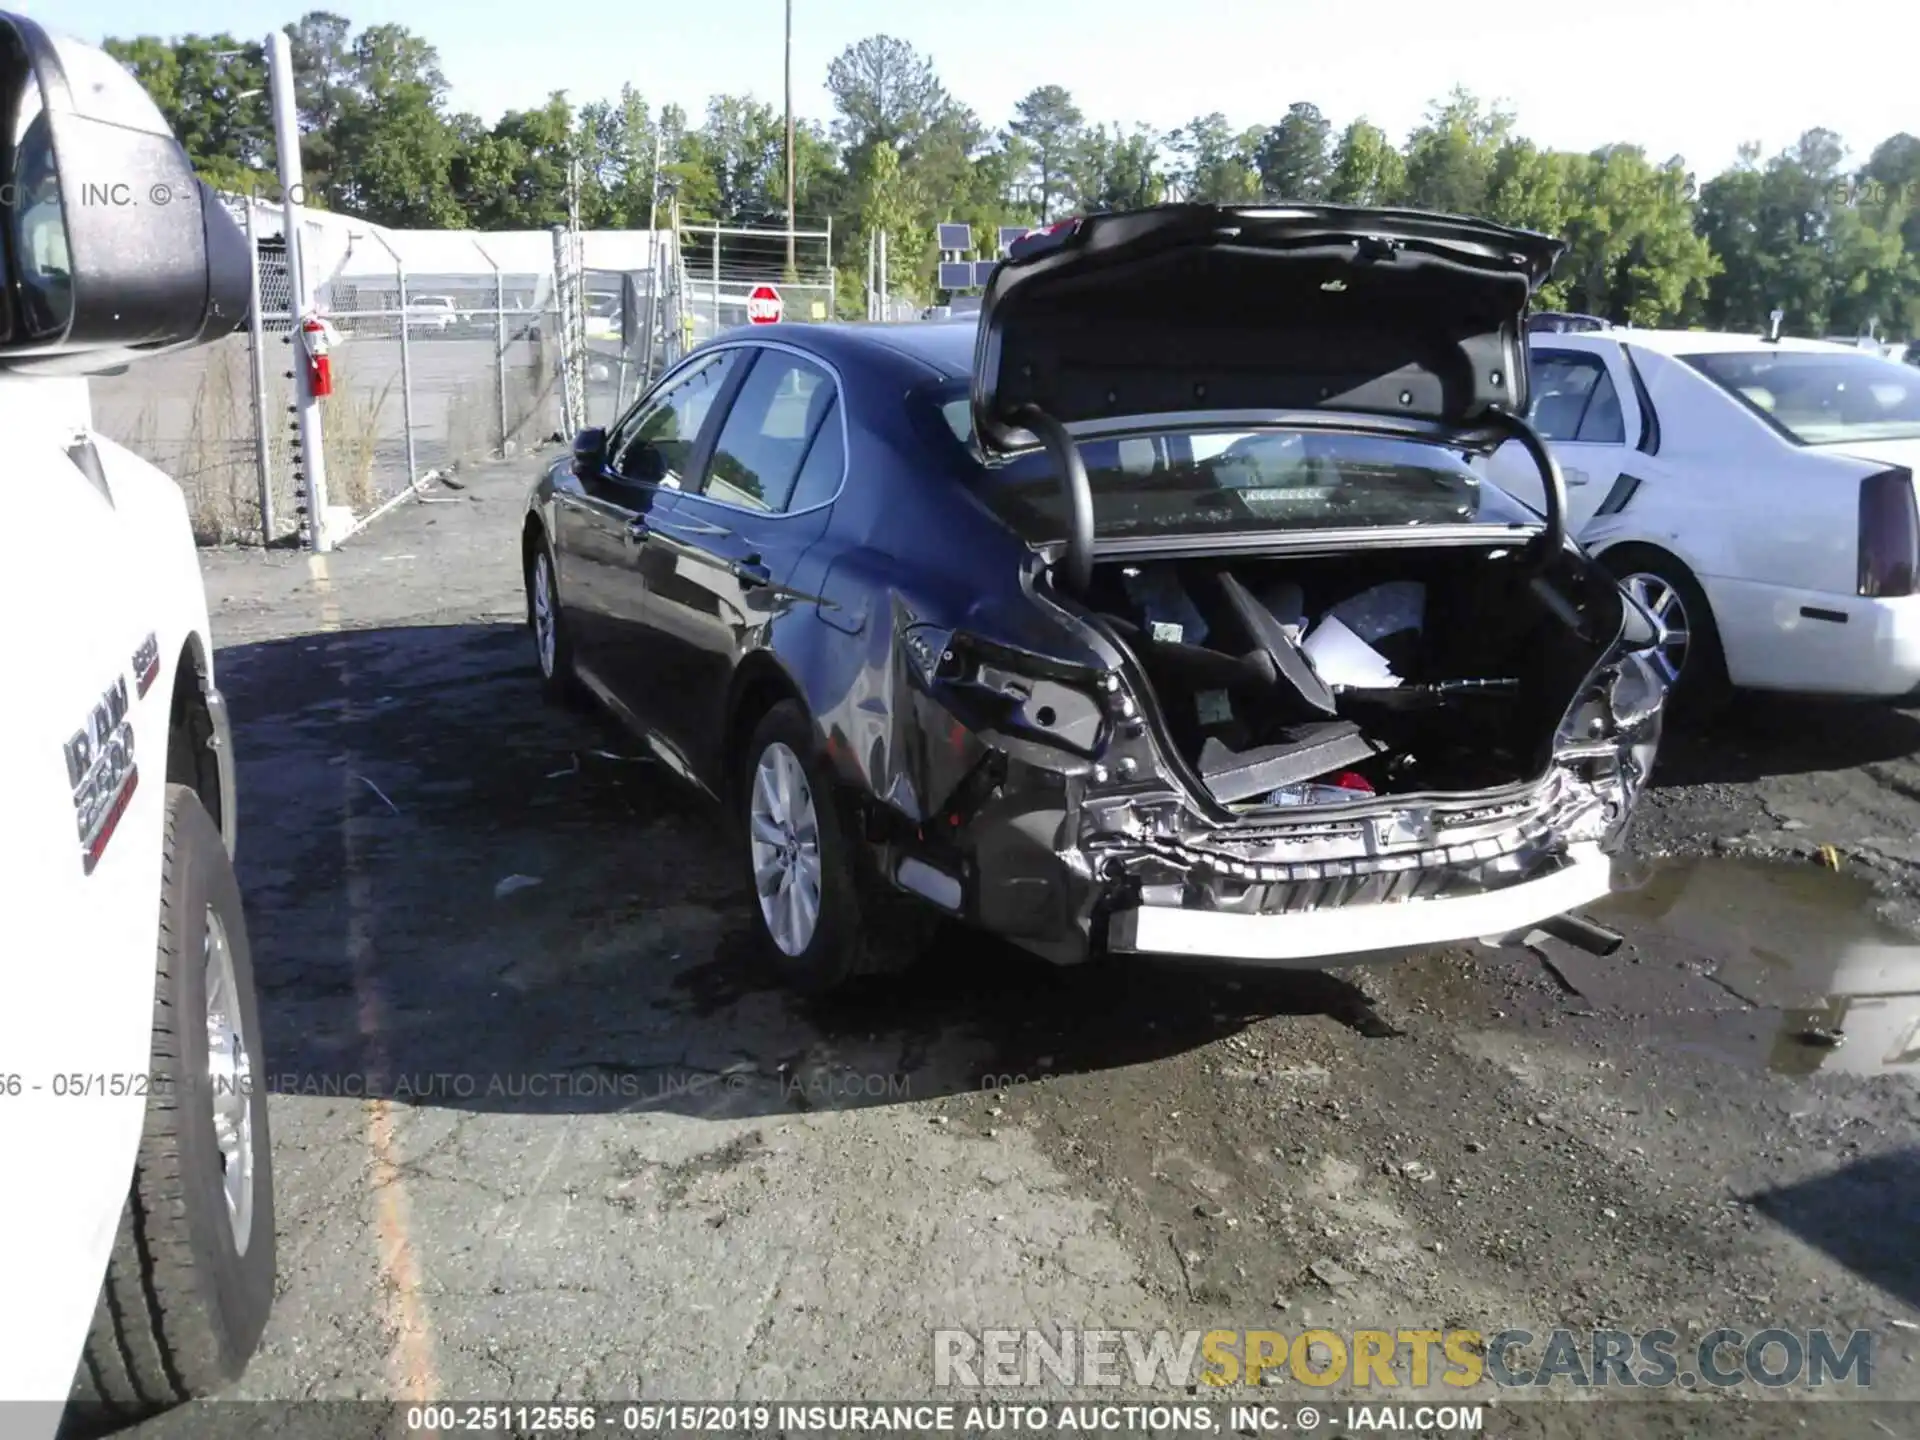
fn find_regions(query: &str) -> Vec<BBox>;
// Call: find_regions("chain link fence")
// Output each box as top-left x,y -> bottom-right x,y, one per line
87,204 -> 632,546
86,202 -> 899,548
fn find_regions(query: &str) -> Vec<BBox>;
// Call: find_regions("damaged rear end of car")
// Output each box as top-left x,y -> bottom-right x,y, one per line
875,204 -> 1670,967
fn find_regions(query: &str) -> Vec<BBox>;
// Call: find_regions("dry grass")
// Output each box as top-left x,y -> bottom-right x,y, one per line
318,365 -> 393,513
505,330 -> 563,447
113,339 -> 264,546
443,380 -> 495,470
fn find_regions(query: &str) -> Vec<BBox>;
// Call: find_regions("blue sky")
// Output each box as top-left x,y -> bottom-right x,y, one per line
50,0 -> 1918,177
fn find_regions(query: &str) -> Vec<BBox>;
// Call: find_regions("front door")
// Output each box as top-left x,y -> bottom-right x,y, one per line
561,348 -> 744,725
636,344 -> 846,789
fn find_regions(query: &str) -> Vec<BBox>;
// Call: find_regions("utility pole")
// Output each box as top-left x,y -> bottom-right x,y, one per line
784,0 -> 796,278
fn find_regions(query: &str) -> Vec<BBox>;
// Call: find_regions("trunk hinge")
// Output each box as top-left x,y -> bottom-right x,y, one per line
1011,402 -> 1094,598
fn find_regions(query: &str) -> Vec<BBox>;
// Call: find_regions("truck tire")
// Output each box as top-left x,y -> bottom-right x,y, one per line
66,785 -> 275,1431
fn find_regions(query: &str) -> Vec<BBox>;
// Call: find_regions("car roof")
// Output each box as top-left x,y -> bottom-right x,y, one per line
709,317 -> 979,384
1535,328 -> 1868,357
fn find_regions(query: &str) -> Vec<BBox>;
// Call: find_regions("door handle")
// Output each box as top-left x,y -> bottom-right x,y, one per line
1563,467 -> 1590,486
730,557 -> 771,587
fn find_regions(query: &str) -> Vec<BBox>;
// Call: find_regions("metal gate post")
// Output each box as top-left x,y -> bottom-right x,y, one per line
473,236 -> 507,455
551,224 -> 582,436
243,201 -> 275,542
640,231 -> 659,383
367,230 -> 418,491
711,221 -> 721,338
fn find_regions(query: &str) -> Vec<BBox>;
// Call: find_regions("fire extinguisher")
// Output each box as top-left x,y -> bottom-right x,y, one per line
301,313 -> 334,398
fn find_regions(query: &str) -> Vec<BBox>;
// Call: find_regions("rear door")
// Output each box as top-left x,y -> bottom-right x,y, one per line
1486,339 -> 1646,535
634,343 -> 845,786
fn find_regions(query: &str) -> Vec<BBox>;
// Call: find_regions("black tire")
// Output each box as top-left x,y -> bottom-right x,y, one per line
526,537 -> 588,708
736,701 -> 932,993
1601,545 -> 1729,717
67,785 -> 275,1431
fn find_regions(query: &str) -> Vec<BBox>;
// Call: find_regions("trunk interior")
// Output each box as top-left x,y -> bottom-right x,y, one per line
1081,543 -> 1623,809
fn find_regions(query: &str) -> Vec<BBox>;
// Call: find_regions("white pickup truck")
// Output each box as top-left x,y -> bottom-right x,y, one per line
0,15 -> 275,1437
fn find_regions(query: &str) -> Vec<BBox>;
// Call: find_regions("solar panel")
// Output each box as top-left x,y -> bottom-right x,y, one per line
937,260 -> 975,291
997,225 -> 1029,253
973,260 -> 998,288
936,222 -> 972,252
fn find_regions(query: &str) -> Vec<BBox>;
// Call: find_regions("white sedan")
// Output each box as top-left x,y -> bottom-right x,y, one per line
1486,329 -> 1920,702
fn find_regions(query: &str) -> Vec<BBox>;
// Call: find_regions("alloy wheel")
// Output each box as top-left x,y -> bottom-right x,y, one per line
748,741 -> 823,957
1622,571 -> 1689,682
203,905 -> 256,1255
531,554 -> 557,678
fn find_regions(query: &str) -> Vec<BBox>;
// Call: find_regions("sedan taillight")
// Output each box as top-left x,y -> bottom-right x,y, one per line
1858,468 -> 1919,598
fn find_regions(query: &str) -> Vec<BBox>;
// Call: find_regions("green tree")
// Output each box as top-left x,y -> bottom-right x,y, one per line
103,33 -> 273,192
825,35 -> 947,156
697,94 -> 786,220
1863,133 -> 1920,254
1254,103 -> 1332,201
1075,124 -> 1167,211
1560,146 -> 1716,325
858,139 -> 924,300
324,25 -> 465,227
1007,85 -> 1084,222
1169,113 -> 1260,203
1326,120 -> 1404,205
1695,130 -> 1899,334
453,93 -> 574,229
1401,88 -> 1511,215
286,11 -> 354,198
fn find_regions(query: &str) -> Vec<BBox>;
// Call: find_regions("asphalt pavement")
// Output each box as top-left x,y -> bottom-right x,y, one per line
140,457 -> 1920,1437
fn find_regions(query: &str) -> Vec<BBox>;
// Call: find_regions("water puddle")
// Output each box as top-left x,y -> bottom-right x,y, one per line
1543,857 -> 1920,1079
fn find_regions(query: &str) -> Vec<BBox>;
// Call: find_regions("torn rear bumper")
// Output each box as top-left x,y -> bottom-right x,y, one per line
1107,841 -> 1612,966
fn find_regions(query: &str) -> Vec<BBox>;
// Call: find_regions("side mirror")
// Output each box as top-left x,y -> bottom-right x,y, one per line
571,426 -> 607,478
0,13 -> 251,370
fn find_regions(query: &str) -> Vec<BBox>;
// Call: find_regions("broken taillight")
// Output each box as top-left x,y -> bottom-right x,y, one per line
1858,467 -> 1919,598
1007,218 -> 1082,262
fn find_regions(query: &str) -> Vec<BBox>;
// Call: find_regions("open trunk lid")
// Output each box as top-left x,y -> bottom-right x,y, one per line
970,204 -> 1566,456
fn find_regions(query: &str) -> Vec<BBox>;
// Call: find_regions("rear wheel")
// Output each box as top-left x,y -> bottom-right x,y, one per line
1603,546 -> 1728,714
68,786 -> 275,1430
737,702 -> 930,993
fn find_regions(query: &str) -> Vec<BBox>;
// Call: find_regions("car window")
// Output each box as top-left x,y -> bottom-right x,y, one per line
1574,368 -> 1625,443
932,389 -> 1535,540
786,397 -> 845,512
698,350 -> 837,511
609,350 -> 741,487
1681,349 -> 1920,445
1528,352 -> 1616,442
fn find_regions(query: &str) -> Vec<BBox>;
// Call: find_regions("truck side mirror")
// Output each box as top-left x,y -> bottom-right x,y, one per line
0,13 -> 251,368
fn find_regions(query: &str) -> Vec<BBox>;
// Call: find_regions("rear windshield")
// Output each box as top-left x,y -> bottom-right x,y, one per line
935,395 -> 1538,540
1681,349 -> 1920,444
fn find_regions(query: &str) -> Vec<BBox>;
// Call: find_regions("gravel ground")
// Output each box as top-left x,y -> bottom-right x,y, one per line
127,455 -> 1919,1438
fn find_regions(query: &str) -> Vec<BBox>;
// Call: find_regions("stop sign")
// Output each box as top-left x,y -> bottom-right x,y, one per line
746,283 -> 783,324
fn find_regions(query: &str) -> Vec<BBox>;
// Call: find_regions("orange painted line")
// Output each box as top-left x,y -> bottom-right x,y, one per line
313,556 -> 441,1412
